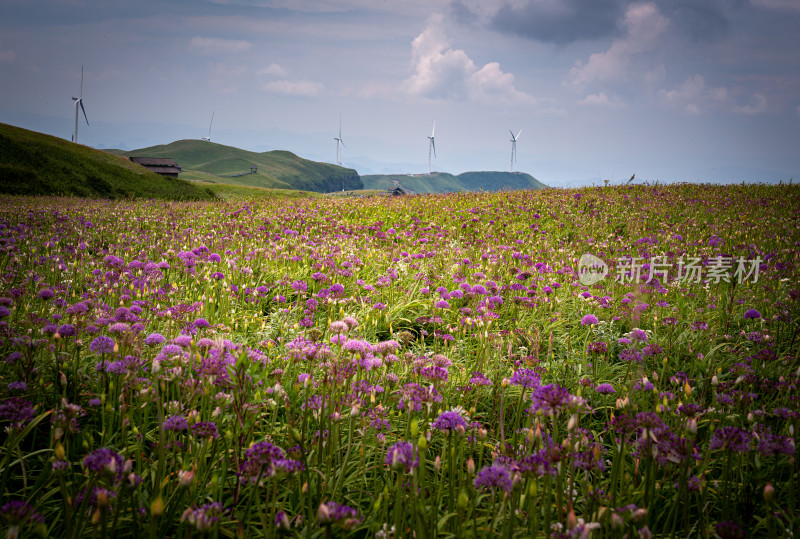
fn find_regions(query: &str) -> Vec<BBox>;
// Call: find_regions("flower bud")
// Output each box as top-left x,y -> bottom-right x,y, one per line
457,490 -> 469,510
179,469 -> 194,487
764,483 -> 774,502
150,495 -> 164,517
317,503 -> 330,523
466,458 -> 475,475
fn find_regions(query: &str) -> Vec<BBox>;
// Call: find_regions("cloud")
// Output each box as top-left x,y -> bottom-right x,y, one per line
489,0 -> 625,45
404,14 -> 535,103
733,93 -> 768,115
259,63 -> 287,77
751,0 -> 800,11
658,74 -> 730,114
566,2 -> 669,89
578,92 -> 625,108
190,36 -> 252,54
263,79 -> 324,97
468,0 -> 738,45
0,50 -> 15,62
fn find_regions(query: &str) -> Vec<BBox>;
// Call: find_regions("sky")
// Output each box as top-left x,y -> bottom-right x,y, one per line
1,0 -> 799,186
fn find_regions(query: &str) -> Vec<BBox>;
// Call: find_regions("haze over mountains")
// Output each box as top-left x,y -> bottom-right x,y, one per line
1,112 -> 794,187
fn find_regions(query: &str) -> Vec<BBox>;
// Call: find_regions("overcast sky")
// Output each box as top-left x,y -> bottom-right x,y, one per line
1,0 -> 799,185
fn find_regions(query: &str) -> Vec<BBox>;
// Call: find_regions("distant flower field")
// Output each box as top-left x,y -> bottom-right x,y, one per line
0,183 -> 798,538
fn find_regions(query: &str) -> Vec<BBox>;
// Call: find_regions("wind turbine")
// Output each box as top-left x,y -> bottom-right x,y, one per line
509,129 -> 522,172
72,66 -> 89,144
427,121 -> 436,175
334,114 -> 345,166
202,112 -> 214,142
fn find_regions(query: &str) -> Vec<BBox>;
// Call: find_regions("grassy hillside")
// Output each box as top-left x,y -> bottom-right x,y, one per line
0,123 -> 215,200
361,173 -> 463,194
122,140 -> 362,193
457,171 -> 547,191
362,171 -> 547,194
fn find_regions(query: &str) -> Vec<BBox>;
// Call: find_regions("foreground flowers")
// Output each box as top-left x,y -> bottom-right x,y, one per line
0,183 -> 798,537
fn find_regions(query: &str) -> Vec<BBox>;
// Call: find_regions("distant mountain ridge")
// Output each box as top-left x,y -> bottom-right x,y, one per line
361,171 -> 547,194
118,140 -> 362,193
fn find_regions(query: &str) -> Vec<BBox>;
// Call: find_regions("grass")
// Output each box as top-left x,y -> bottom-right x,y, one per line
0,123 -> 215,200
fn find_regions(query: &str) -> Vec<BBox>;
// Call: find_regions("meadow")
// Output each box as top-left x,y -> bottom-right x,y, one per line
0,183 -> 798,538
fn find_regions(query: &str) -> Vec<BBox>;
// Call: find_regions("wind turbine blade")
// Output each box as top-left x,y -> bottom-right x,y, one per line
509,129 -> 515,140
432,139 -> 436,158
431,121 -> 435,137
80,100 -> 89,125
516,130 -> 522,140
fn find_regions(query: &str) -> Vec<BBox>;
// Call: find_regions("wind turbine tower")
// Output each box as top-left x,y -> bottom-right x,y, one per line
509,130 -> 522,172
72,66 -> 89,143
427,121 -> 436,175
202,112 -> 214,142
334,114 -> 345,166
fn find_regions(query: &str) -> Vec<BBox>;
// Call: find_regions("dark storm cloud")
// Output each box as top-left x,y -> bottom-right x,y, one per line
488,0 -> 626,45
471,0 -> 746,46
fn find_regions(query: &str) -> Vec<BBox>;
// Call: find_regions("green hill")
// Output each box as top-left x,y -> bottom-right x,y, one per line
121,140 -> 362,193
457,171 -> 548,191
361,170 -> 547,194
0,123 -> 215,200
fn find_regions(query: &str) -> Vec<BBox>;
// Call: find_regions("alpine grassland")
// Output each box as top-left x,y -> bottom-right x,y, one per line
0,182 -> 798,538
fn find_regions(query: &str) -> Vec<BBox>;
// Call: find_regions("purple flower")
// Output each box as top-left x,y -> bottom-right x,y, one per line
744,309 -> 761,319
587,341 -> 608,354
435,299 -> 450,309
318,501 -> 361,530
239,441 -> 286,478
595,383 -> 616,394
0,397 -> 36,429
714,521 -> 745,539
581,314 -> 599,326
474,464 -> 513,493
629,329 -> 648,343
191,421 -> 220,439
509,368 -> 540,390
163,415 -> 188,432
619,349 -> 642,364
710,426 -> 751,453
144,333 -> 165,346
82,447 -> 124,483
0,500 -> 44,527
7,381 -> 26,392
193,318 -> 211,329
432,410 -> 467,432
469,371 -> 492,386
385,441 -> 419,472
292,279 -> 308,294
181,502 -> 225,532
89,336 -> 115,354
58,324 -> 77,337
530,384 -> 578,417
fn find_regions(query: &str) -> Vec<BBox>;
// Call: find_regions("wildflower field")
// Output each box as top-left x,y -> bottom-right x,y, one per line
1,183 -> 799,538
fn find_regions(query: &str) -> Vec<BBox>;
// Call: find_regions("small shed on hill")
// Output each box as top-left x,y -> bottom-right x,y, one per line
389,187 -> 409,196
129,157 -> 182,178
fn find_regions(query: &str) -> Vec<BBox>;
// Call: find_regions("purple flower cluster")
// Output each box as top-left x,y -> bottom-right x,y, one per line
474,464 -> 513,493
431,410 -> 467,432
82,447 -> 124,483
385,441 -> 418,472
